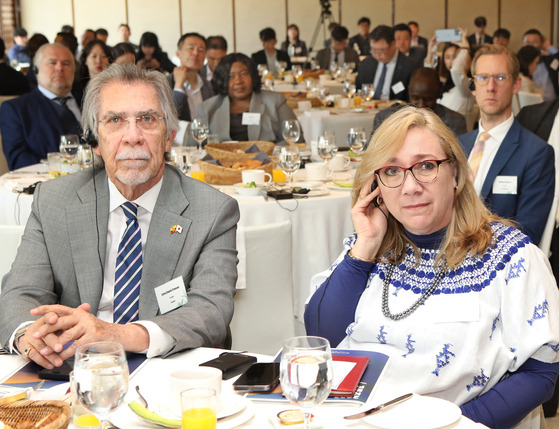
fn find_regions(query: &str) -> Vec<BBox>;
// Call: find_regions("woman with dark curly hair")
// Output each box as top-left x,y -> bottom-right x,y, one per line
196,53 -> 300,143
79,40 -> 111,89
136,32 -> 175,74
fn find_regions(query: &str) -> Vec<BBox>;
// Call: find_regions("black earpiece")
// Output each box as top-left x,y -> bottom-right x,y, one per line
33,65 -> 38,74
468,79 -> 476,91
83,128 -> 98,148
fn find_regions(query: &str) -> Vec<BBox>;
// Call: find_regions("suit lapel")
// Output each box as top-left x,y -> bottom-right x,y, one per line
212,96 -> 231,141
140,167 -> 192,318
248,92 -> 265,141
481,121 -> 521,198
66,169 -> 109,314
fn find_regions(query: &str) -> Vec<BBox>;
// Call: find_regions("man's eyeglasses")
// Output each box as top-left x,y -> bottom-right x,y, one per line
375,159 -> 449,188
472,74 -> 512,86
98,113 -> 165,133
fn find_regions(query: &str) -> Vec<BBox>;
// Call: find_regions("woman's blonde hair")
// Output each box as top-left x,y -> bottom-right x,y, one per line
352,106 -> 504,269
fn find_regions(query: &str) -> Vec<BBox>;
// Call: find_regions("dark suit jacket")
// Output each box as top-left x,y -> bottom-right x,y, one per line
459,120 -> 555,244
416,36 -> 428,50
408,46 -> 427,67
355,52 -> 417,101
542,54 -> 559,98
349,34 -> 370,56
372,103 -> 467,137
0,62 -> 30,95
517,98 -> 559,141
315,47 -> 360,71
251,49 -> 292,70
0,88 -> 82,170
467,33 -> 493,47
0,165 -> 240,354
167,74 -> 214,122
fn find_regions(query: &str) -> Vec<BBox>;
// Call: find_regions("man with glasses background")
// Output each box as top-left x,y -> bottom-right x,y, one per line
0,63 -> 239,369
459,45 -> 554,245
355,25 -> 416,101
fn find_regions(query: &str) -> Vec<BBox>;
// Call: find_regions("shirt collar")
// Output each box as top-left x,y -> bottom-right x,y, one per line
478,113 -> 515,142
37,85 -> 72,100
185,73 -> 204,91
108,174 -> 164,214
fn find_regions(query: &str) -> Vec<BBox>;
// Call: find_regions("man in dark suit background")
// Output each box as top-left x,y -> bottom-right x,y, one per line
0,43 -> 81,170
459,45 -> 554,245
0,37 -> 30,95
408,21 -> 428,50
355,25 -> 416,101
200,35 -> 227,83
372,68 -> 467,137
316,25 -> 360,71
349,17 -> 371,56
167,32 -> 213,122
251,27 -> 291,75
467,16 -> 493,54
393,23 -> 426,68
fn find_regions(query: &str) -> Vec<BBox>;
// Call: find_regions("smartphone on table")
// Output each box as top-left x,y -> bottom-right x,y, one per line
232,362 -> 280,392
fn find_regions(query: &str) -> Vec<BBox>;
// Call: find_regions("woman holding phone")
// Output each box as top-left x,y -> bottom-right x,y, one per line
304,106 -> 559,428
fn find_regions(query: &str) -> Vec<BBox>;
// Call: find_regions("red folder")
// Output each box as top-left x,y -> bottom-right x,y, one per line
330,355 -> 370,397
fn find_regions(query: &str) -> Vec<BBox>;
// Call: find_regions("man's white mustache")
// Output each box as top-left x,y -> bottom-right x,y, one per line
115,150 -> 151,161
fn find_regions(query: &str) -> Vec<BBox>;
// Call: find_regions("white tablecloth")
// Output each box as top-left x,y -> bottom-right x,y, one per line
0,165 -> 355,322
0,347 -> 488,428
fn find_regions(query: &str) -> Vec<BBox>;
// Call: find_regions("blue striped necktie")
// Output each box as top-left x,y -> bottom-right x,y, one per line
114,202 -> 142,324
373,63 -> 387,100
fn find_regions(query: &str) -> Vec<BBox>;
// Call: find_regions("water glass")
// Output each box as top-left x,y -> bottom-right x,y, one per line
317,134 -> 337,166
74,342 -> 129,429
347,128 -> 367,155
282,120 -> 301,145
279,146 -> 301,187
362,83 -> 375,101
280,336 -> 333,429
48,152 -> 62,178
78,144 -> 93,169
170,146 -> 191,175
60,134 -> 80,173
181,388 -> 217,429
191,119 -> 209,152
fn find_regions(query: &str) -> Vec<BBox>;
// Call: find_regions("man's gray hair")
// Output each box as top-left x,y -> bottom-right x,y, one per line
81,63 -> 179,139
34,43 -> 75,73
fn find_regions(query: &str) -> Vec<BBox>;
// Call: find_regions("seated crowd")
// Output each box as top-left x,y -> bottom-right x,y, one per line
1,15 -> 559,427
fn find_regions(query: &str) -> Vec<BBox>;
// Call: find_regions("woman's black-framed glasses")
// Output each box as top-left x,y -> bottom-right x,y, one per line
375,159 -> 449,188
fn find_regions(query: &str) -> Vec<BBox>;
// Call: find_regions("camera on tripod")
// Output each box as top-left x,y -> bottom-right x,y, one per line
319,0 -> 332,15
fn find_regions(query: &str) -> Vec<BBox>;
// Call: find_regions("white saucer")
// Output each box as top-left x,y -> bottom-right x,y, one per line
305,188 -> 329,197
292,181 -> 324,189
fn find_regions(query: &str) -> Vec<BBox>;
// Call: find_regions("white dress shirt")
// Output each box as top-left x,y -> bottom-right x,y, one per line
469,113 -> 515,195
173,74 -> 205,120
38,85 -> 81,122
373,50 -> 398,100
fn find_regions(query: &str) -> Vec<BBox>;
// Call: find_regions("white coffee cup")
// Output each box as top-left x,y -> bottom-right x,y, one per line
330,153 -> 351,171
242,169 -> 272,185
305,162 -> 332,181
169,366 -> 222,415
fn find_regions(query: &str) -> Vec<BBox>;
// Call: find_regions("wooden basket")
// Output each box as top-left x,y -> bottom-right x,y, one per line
199,158 -> 273,185
0,400 -> 70,429
205,141 -> 275,161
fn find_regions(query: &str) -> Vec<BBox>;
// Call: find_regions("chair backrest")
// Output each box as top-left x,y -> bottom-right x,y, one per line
0,96 -> 17,175
518,91 -> 544,110
230,220 -> 294,355
539,117 -> 559,255
0,225 -> 25,291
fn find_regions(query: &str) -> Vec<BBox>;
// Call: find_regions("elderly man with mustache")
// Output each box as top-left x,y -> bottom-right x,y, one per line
0,63 -> 240,369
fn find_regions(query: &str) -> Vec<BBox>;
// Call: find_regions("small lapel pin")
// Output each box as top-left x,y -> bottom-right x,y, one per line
170,225 -> 183,234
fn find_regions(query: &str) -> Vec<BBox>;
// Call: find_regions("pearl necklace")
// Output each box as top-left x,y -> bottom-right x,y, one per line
381,260 -> 447,320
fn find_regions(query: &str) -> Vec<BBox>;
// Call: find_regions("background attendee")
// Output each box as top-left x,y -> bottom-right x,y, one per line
202,35 -> 228,82
60,25 -> 74,35
251,27 -> 291,75
136,32 -> 175,74
117,23 -> 137,52
0,63 -> 239,367
79,39 -> 111,89
305,106 -> 559,429
169,32 -> 213,121
459,45 -> 554,245
372,67 -> 467,136
517,45 -> 544,97
349,17 -> 371,56
355,25 -> 416,101
54,31 -> 78,57
467,16 -> 493,54
8,27 -> 30,63
95,28 -> 109,45
25,33 -> 49,88
408,21 -> 428,49
523,29 -> 559,101
0,37 -> 30,95
77,29 -> 95,61
316,25 -> 359,71
393,23 -> 426,67
112,42 -> 136,64
0,43 -> 82,169
198,53 -> 299,143
493,28 -> 510,47
281,24 -> 307,57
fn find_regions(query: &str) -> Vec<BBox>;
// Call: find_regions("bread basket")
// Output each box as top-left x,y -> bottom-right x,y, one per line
204,141 -> 275,161
0,400 -> 71,429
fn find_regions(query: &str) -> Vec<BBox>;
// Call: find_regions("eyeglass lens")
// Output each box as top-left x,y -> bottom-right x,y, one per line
377,160 -> 444,188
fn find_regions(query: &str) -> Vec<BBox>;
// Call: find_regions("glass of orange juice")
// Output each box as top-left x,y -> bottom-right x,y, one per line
181,388 -> 217,429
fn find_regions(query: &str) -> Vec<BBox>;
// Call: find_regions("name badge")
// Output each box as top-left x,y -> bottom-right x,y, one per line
154,277 -> 188,314
392,81 -> 405,94
242,112 -> 261,126
493,176 -> 517,195
551,58 -> 559,71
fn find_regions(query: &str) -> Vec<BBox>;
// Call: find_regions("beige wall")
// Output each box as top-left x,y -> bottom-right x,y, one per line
19,0 -> 556,60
